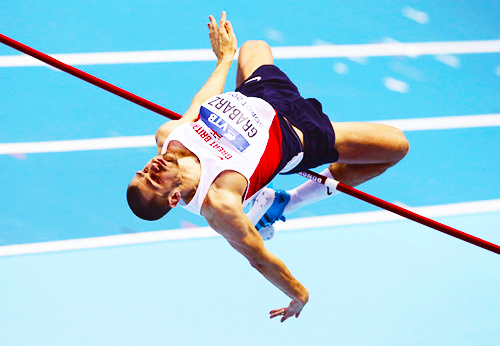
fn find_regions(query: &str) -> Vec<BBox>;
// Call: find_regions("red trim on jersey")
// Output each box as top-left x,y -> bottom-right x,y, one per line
246,113 -> 282,200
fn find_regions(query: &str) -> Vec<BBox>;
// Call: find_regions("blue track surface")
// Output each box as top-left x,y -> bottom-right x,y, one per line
1,1 -> 499,345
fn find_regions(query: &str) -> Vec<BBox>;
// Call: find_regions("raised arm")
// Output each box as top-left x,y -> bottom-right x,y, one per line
202,172 -> 309,322
155,11 -> 237,149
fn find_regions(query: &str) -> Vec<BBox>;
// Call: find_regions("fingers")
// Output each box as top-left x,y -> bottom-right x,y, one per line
281,310 -> 294,323
220,10 -> 227,29
207,11 -> 237,61
269,307 -> 294,322
269,307 -> 287,319
270,300 -> 305,322
208,14 -> 218,32
208,11 -> 230,34
224,20 -> 234,37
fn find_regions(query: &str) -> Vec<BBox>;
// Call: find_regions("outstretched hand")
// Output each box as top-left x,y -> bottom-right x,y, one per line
207,11 -> 237,63
270,298 -> 307,323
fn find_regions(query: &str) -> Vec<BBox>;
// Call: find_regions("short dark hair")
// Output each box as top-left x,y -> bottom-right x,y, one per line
127,183 -> 171,221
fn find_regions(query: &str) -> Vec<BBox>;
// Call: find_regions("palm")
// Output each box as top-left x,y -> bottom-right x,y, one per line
270,299 -> 305,322
208,11 -> 237,61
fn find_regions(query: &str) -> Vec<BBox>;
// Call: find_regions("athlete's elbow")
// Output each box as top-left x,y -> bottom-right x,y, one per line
247,249 -> 270,272
232,239 -> 267,270
249,258 -> 268,273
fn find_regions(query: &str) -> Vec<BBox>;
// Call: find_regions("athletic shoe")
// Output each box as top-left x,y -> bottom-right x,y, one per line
257,224 -> 275,241
246,188 -> 290,240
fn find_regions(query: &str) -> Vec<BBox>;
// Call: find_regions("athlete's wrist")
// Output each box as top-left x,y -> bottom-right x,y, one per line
297,287 -> 309,305
216,57 -> 233,66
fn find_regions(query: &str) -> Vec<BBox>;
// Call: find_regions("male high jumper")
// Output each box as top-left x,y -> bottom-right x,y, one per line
127,12 -> 409,322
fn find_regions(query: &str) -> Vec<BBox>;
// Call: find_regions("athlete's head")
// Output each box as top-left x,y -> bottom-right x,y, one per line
127,154 -> 182,221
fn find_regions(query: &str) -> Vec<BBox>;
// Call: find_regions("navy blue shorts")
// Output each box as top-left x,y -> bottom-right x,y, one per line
235,65 -> 339,174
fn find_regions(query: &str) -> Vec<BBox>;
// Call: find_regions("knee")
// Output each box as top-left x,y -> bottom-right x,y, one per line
237,40 -> 273,86
392,128 -> 410,162
239,40 -> 273,62
240,40 -> 271,52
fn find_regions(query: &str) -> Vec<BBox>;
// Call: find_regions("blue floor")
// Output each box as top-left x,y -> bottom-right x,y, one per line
1,212 -> 499,346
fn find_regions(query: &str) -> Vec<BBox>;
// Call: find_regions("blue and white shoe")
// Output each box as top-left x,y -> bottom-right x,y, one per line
246,188 -> 290,240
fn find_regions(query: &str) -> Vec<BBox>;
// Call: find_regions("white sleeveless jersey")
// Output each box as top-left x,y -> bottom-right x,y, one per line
162,92 -> 277,215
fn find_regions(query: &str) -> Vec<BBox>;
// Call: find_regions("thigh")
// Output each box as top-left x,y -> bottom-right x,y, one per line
236,40 -> 274,87
332,122 -> 409,164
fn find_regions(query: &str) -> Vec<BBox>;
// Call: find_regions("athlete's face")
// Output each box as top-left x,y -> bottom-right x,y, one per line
132,154 -> 181,198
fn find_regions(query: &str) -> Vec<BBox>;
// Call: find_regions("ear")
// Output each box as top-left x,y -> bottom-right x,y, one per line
168,191 -> 182,208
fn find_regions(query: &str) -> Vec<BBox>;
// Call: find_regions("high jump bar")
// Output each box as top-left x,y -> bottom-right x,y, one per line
1,33 -> 498,255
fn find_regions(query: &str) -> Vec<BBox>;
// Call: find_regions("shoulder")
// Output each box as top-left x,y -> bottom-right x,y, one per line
155,108 -> 201,152
155,120 -> 182,150
200,171 -> 258,244
201,171 -> 248,218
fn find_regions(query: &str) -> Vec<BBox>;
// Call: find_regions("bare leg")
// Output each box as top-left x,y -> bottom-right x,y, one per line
329,122 -> 409,186
236,40 -> 274,88
274,122 -> 408,214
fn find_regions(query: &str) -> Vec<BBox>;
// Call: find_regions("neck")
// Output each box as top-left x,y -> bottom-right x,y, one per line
177,155 -> 201,205
165,140 -> 201,204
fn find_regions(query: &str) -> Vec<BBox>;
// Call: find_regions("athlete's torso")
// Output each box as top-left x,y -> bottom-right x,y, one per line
162,92 -> 279,215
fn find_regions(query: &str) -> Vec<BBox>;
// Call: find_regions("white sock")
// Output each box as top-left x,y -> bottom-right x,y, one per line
284,168 -> 338,214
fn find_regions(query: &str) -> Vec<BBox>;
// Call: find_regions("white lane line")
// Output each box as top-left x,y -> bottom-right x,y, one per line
1,198 -> 499,257
272,40 -> 500,59
374,114 -> 500,131
1,40 -> 499,67
0,135 -> 155,155
1,114 -> 499,155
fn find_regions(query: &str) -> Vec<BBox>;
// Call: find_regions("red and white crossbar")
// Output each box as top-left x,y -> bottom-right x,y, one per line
1,33 -> 498,255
